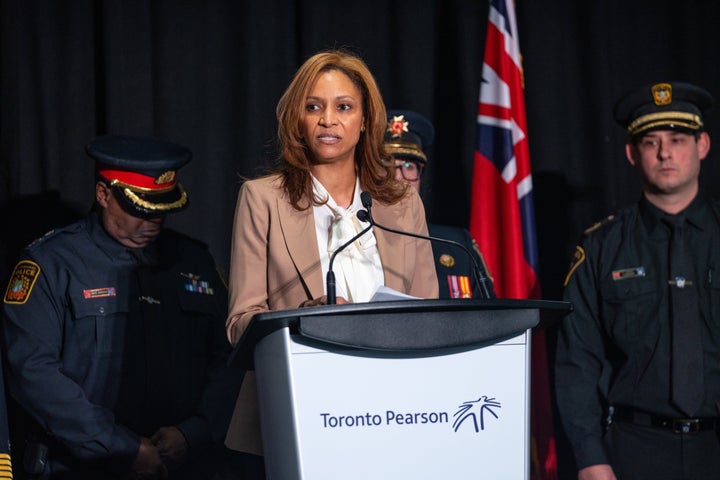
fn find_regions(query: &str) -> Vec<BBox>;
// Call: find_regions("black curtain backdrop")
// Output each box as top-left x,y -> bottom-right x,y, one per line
2,0 -> 720,476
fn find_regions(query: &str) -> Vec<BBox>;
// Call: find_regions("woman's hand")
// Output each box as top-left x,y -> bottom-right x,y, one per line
300,295 -> 348,307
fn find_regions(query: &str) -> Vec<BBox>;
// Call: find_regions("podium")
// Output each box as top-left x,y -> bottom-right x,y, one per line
232,299 -> 570,480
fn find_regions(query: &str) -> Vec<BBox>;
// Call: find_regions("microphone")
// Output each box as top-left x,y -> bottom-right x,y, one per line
326,209 -> 373,305
360,191 -> 495,299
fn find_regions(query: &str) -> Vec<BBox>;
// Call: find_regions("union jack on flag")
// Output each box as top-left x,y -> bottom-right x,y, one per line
470,0 -> 538,300
469,1 -> 556,479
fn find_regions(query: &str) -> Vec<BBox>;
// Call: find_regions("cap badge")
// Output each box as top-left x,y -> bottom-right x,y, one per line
651,83 -> 672,106
155,170 -> 176,185
387,115 -> 409,138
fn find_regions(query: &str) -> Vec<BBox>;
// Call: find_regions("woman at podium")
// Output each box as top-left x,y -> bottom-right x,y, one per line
224,49 -> 438,463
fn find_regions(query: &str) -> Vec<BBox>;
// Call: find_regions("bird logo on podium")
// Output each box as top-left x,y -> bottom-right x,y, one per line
452,395 -> 502,432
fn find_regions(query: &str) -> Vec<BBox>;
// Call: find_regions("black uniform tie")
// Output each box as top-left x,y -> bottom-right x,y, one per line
665,215 -> 704,416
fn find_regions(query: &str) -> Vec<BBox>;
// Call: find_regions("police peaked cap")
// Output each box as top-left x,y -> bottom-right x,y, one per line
87,135 -> 191,217
614,81 -> 713,138
384,109 -> 435,164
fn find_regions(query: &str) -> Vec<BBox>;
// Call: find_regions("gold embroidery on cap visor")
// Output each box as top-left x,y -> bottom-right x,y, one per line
122,184 -> 188,212
110,178 -> 177,193
384,143 -> 427,162
626,111 -> 702,137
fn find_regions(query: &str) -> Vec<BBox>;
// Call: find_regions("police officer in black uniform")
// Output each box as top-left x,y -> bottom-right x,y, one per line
2,136 -> 237,479
556,82 -> 720,479
384,109 -> 495,299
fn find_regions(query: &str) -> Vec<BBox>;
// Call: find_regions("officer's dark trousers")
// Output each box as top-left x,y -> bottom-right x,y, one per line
605,420 -> 720,480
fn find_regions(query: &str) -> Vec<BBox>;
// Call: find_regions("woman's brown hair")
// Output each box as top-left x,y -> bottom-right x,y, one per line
276,49 -> 406,210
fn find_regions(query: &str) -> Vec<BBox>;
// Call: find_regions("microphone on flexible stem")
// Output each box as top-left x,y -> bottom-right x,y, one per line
360,191 -> 495,299
326,210 -> 373,305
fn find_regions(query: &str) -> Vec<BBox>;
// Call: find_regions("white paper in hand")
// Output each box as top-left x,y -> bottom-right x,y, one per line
369,285 -> 420,302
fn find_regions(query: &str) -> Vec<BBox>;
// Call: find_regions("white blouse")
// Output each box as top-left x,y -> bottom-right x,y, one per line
311,176 -> 384,302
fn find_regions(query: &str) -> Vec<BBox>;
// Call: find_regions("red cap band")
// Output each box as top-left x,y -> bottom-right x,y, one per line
98,165 -> 176,191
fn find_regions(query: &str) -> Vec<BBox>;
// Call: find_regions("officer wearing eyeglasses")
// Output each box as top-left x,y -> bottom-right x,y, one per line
384,110 -> 494,299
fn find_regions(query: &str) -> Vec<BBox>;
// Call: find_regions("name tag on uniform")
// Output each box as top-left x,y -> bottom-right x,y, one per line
611,267 -> 645,281
83,287 -> 117,299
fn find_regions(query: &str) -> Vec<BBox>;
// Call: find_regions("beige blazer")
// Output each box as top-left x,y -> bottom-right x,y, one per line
225,174 -> 438,454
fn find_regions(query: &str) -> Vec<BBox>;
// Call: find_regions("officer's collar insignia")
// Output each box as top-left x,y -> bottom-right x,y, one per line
4,260 -> 41,305
155,170 -> 176,185
387,115 -> 409,139
83,287 -> 117,299
563,245 -> 586,287
439,254 -> 455,268
182,273 -> 215,295
447,275 -> 472,299
612,266 -> 646,281
652,83 -> 672,106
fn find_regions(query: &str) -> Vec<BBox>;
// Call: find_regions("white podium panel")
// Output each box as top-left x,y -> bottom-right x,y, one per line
255,328 -> 531,480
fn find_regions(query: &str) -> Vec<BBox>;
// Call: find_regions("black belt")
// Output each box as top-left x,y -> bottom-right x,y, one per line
612,406 -> 720,434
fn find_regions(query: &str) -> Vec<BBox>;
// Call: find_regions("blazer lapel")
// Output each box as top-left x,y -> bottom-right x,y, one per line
277,198 -> 324,299
373,202 -> 407,292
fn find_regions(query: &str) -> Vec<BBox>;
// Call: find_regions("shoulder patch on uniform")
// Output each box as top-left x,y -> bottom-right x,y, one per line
563,246 -> 586,287
26,224 -> 80,250
4,260 -> 41,304
583,215 -> 615,235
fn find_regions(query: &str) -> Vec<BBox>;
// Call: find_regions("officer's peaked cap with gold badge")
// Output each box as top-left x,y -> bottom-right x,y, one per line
384,109 -> 435,164
613,81 -> 713,139
87,135 -> 191,217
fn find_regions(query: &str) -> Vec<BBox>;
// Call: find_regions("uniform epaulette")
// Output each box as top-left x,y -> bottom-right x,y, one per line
564,214 -> 618,287
582,214 -> 616,235
26,223 -> 83,250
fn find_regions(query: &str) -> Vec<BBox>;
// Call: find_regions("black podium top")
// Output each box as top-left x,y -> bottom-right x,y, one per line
229,298 -> 571,370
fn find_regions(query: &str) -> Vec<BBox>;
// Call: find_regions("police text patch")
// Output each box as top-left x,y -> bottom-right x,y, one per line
4,260 -> 41,304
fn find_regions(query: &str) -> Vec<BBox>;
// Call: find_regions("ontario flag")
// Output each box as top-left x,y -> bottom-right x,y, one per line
469,1 -> 557,479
